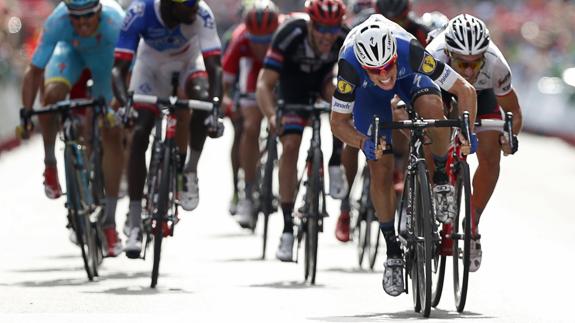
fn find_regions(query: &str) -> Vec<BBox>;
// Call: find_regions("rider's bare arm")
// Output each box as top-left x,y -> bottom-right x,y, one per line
204,55 -> 223,101
496,89 -> 522,134
256,68 -> 279,120
21,65 -> 45,110
111,58 -> 131,107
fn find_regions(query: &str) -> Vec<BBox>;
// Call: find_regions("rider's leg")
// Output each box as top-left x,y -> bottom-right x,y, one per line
335,144 -> 358,242
41,82 -> 69,164
278,133 -> 302,233
239,102 -> 263,200
185,73 -> 210,174
472,130 -> 501,223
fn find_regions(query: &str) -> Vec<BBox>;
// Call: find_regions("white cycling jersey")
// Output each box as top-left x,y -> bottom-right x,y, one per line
426,30 -> 513,96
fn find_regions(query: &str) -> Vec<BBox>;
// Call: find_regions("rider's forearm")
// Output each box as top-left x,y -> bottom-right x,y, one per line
256,79 -> 276,120
330,114 -> 367,149
21,65 -> 44,109
451,78 -> 477,131
205,55 -> 223,101
111,59 -> 131,106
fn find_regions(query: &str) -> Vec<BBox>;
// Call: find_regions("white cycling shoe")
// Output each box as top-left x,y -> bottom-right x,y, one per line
179,172 -> 199,211
328,165 -> 348,199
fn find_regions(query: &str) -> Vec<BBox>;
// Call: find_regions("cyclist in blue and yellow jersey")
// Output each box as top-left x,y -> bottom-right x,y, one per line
19,0 -> 126,257
112,0 -> 223,258
257,0 -> 349,262
426,14 -> 522,272
330,14 -> 477,296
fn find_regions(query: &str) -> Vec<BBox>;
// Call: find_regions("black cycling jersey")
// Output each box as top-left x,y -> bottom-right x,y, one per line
403,15 -> 432,46
263,17 -> 349,104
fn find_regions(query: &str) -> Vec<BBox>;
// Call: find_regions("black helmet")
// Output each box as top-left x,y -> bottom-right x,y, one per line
375,0 -> 410,19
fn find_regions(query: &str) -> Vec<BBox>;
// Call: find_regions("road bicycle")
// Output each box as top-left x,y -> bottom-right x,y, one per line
281,99 -> 330,285
381,110 -> 468,317
125,75 -> 219,288
431,112 -> 514,312
20,97 -> 107,281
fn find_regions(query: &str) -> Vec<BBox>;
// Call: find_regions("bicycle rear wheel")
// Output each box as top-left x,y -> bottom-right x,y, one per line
431,252 -> 446,307
414,162 -> 433,317
151,146 -> 172,288
65,147 -> 96,281
367,206 -> 380,270
304,148 -> 322,284
355,167 -> 369,267
453,160 -> 471,312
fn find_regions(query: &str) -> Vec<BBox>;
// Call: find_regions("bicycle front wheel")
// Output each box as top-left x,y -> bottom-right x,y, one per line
260,135 -> 276,258
414,161 -> 433,317
453,160 -> 471,312
151,146 -> 172,288
64,146 -> 96,281
304,148 -> 322,284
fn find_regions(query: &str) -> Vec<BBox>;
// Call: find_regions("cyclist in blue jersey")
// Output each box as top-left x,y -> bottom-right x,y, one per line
330,14 -> 477,296
112,0 -> 223,258
18,0 -> 126,257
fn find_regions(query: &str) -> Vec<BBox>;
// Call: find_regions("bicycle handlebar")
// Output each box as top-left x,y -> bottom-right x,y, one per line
21,97 -> 106,119
277,101 -> 331,113
131,93 -> 214,111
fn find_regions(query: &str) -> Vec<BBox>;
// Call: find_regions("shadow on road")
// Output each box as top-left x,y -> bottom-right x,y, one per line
4,271 -> 153,288
311,308 -> 493,322
249,280 -> 326,289
322,267 -> 381,275
217,256 -> 265,263
10,266 -> 84,273
82,286 -> 193,295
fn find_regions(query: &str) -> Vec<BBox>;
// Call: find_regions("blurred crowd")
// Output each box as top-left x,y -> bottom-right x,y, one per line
1,0 -> 574,101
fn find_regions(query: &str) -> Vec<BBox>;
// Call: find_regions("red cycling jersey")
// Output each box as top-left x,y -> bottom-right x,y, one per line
222,23 -> 263,96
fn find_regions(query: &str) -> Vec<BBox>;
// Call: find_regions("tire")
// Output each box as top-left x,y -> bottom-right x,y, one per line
65,147 -> 95,281
305,148 -> 322,284
431,253 -> 446,307
151,146 -> 172,288
414,162 -> 433,317
367,206 -> 380,270
453,160 -> 471,312
355,167 -> 369,267
260,135 -> 276,259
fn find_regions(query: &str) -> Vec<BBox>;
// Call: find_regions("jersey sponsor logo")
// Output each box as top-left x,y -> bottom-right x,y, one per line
414,74 -> 422,88
332,98 -> 353,112
420,53 -> 437,74
198,7 -> 215,29
498,72 -> 511,88
337,77 -> 355,94
122,2 -> 145,31
438,68 -> 451,85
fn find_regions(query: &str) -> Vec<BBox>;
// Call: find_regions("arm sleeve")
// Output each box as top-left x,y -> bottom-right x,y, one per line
198,4 -> 222,58
332,59 -> 361,114
114,0 -> 146,61
263,22 -> 301,72
409,39 -> 457,90
30,17 -> 60,69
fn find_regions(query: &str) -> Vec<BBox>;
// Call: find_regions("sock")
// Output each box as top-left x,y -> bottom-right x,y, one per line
102,196 -> 118,228
340,197 -> 351,213
184,149 -> 201,173
380,219 -> 401,257
244,181 -> 254,200
281,202 -> 294,233
128,200 -> 142,229
432,154 -> 448,184
328,135 -> 343,166
44,145 -> 57,166
178,152 -> 186,174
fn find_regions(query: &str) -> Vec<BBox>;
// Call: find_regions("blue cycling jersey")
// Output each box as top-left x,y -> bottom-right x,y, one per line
32,0 -> 124,69
332,14 -> 459,139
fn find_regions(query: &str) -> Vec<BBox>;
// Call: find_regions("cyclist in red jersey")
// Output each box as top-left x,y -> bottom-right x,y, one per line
222,1 -> 281,228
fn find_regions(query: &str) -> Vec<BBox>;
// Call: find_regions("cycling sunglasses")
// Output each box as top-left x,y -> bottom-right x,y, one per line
449,53 -> 485,71
69,11 -> 97,20
362,54 -> 398,75
171,0 -> 198,7
247,33 -> 273,44
312,22 -> 341,34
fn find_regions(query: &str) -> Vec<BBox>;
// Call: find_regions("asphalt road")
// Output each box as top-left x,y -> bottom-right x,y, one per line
0,121 -> 573,323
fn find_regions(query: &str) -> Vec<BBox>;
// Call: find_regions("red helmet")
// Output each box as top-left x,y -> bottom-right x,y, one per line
305,0 -> 346,26
244,1 -> 280,36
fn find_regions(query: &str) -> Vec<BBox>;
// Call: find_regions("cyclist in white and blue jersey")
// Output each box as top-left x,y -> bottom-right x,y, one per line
19,0 -> 126,257
112,0 -> 223,258
330,14 -> 477,296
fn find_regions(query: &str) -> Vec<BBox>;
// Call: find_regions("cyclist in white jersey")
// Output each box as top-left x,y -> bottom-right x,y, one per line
112,0 -> 223,258
426,14 -> 522,272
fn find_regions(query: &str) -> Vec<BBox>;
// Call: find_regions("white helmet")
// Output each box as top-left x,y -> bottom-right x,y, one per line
445,14 -> 490,56
353,21 -> 397,68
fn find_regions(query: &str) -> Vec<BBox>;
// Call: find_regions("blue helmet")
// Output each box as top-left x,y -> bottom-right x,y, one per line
63,0 -> 101,14
170,0 -> 199,7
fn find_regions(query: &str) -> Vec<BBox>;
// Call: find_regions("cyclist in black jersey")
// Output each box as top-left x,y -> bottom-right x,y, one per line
256,0 -> 348,262
375,0 -> 430,46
